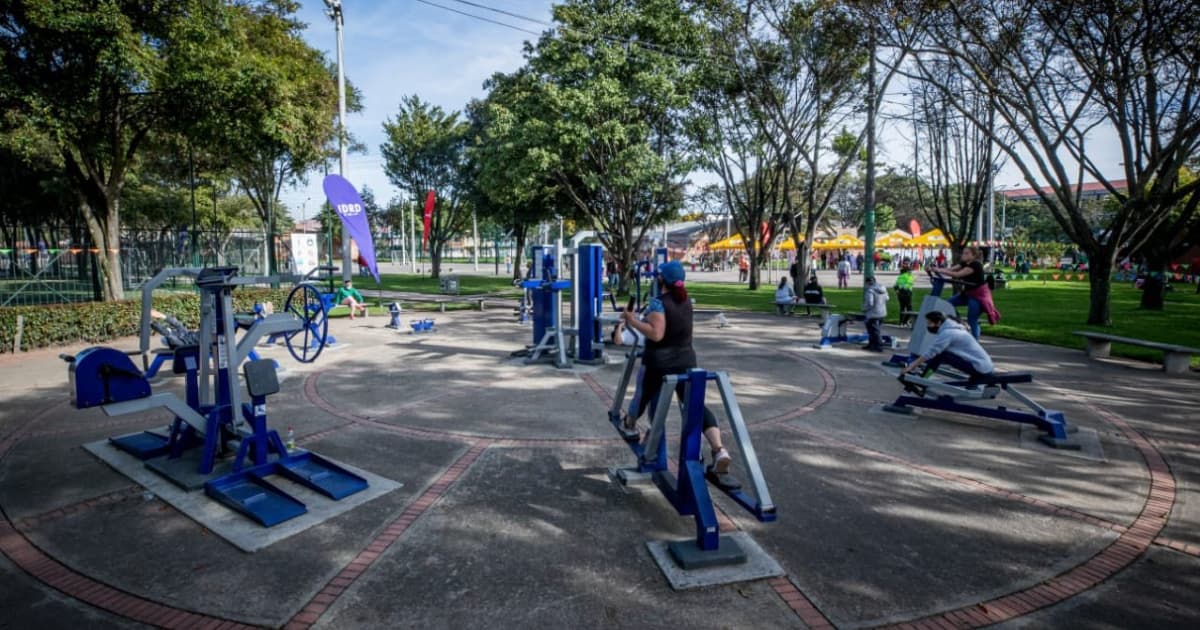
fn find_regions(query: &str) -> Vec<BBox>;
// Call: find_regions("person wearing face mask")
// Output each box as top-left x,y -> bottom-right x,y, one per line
620,261 -> 735,481
900,311 -> 994,381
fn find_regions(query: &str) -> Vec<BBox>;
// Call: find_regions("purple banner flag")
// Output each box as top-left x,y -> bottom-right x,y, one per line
322,174 -> 379,283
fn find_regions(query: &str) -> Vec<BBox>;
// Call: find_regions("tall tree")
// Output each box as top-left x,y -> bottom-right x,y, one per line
502,0 -> 705,286
380,95 -> 472,278
909,58 -> 1004,259
204,2 -> 354,278
0,0 -> 229,300
896,0 -> 1200,324
469,70 -> 561,281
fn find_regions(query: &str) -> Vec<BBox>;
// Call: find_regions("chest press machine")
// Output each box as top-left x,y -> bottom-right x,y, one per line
882,295 -> 1078,450
66,266 -> 366,527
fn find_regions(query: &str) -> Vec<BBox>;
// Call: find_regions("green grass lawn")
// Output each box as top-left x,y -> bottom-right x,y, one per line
370,273 -> 520,296
689,279 -> 1200,367
351,272 -> 1200,367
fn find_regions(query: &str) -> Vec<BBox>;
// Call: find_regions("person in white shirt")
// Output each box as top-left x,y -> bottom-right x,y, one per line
901,311 -> 995,381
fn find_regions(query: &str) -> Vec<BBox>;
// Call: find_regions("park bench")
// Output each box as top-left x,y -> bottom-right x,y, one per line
1072,331 -> 1199,375
776,300 -> 835,322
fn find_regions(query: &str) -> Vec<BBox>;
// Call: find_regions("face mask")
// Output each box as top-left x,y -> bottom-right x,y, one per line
927,326 -> 939,334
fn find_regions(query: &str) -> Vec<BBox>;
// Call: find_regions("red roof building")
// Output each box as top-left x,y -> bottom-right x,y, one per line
1001,179 -> 1128,202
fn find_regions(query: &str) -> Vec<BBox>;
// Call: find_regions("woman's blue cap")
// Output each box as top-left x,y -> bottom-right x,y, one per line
660,260 -> 685,284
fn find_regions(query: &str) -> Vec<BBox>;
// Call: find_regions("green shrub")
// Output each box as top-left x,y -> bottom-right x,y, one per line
0,288 -> 293,354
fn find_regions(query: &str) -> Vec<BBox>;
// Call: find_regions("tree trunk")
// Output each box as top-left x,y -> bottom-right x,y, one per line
747,247 -> 760,290
430,241 -> 442,278
1138,248 -> 1168,310
80,196 -> 124,301
1086,253 -> 1114,325
512,227 -> 527,282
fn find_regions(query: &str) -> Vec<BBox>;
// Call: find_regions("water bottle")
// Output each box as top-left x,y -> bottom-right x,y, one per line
286,426 -> 296,451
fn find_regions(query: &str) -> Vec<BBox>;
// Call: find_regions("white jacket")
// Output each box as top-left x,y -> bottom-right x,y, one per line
862,283 -> 889,319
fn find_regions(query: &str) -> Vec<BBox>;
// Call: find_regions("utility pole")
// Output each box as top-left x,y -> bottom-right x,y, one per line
472,210 -> 479,270
862,31 -> 877,284
325,0 -> 351,281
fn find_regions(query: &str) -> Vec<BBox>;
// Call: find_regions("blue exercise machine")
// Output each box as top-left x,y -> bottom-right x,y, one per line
262,265 -> 339,356
136,268 -> 282,378
608,364 -> 776,570
66,266 -> 366,527
814,313 -> 893,349
518,233 -> 609,368
880,295 -> 1077,449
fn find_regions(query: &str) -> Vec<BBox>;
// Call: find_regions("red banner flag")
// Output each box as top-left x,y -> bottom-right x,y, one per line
422,190 -> 436,245
908,219 -> 921,236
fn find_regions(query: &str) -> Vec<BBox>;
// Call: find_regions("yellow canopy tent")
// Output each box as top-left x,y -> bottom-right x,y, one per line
812,234 -> 864,250
777,235 -> 805,251
706,234 -> 745,251
906,229 -> 950,247
877,230 -> 911,248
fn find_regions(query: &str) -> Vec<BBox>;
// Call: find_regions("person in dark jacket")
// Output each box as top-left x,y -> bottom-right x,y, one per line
802,275 -> 825,315
620,261 -> 734,478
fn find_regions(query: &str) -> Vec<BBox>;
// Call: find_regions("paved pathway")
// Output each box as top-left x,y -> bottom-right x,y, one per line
0,307 -> 1196,628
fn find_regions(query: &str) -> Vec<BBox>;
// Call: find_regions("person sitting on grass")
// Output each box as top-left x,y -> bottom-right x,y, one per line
774,276 -> 797,315
900,311 -> 994,383
334,280 -> 369,320
802,274 -> 825,315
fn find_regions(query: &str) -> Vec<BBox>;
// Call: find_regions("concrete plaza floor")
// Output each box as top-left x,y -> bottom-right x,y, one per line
0,305 -> 1197,629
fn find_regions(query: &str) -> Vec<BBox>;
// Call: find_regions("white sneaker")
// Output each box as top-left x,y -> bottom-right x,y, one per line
712,448 -> 732,474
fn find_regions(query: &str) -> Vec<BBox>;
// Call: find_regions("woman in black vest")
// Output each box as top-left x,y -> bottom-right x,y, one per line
620,261 -> 733,476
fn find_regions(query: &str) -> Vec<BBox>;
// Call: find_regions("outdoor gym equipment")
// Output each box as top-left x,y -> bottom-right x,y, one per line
137,268 -> 278,378
884,369 -> 1077,449
609,368 -> 776,570
630,247 -> 669,311
880,294 -> 1076,449
814,313 -> 893,349
66,266 -> 366,527
518,233 -> 608,368
263,265 -> 339,356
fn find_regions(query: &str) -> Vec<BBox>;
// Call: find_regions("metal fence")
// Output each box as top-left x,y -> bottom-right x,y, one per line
0,226 -> 293,307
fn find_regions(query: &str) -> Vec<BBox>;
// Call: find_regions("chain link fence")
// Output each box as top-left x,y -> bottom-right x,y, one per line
0,226 -> 297,307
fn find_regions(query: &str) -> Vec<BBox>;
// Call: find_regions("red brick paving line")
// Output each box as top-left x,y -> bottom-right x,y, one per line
284,441 -> 490,630
869,406 -> 1176,629
13,486 -> 143,531
0,402 -> 262,629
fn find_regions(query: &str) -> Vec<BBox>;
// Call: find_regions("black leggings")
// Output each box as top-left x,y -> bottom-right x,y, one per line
634,365 -> 719,431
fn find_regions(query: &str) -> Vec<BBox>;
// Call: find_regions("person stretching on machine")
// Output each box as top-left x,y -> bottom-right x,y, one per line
901,311 -> 994,383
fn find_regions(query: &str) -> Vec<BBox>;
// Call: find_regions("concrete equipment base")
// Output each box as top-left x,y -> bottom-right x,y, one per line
84,440 -> 401,553
646,531 -> 784,590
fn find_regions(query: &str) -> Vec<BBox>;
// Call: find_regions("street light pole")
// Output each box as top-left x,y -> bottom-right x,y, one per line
325,0 -> 351,281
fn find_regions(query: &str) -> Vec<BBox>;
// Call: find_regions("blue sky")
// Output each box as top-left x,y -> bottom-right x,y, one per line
281,0 -> 1123,225
281,0 -> 554,219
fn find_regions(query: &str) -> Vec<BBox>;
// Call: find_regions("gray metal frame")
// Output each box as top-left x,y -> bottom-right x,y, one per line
102,392 -> 210,436
714,371 -> 774,513
138,267 -> 203,368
